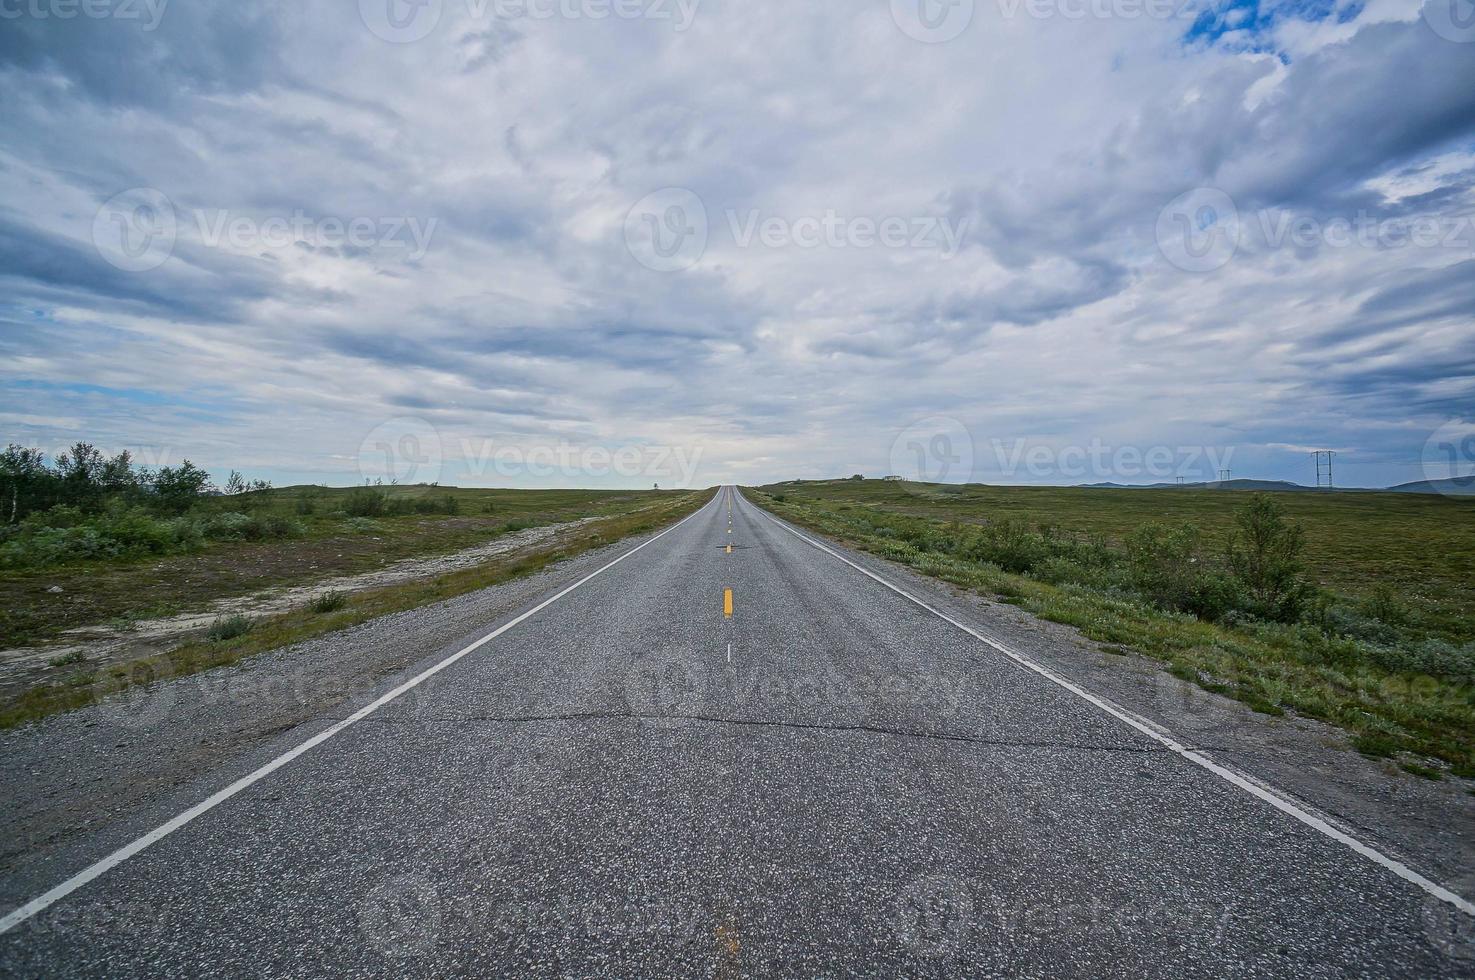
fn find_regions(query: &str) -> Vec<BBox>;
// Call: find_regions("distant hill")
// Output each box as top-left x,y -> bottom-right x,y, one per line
1078,479 -> 1318,492
1385,478 -> 1475,496
1075,477 -> 1473,496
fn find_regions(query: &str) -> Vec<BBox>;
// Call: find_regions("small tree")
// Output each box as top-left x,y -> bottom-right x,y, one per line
224,470 -> 247,495
1226,495 -> 1313,621
151,461 -> 214,514
0,445 -> 54,524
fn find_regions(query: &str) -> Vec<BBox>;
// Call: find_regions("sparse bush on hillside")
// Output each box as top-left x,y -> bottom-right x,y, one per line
201,512 -> 302,542
345,486 -> 388,517
307,591 -> 348,614
1226,495 -> 1316,622
205,614 -> 253,642
383,494 -> 462,517
0,503 -> 204,568
1362,583 -> 1411,627
1125,523 -> 1245,622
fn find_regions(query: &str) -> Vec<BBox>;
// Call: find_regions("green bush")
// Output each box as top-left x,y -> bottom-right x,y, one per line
307,591 -> 348,614
965,519 -> 1046,574
0,503 -> 203,568
384,495 -> 462,517
1226,495 -> 1315,622
1123,522 -> 1246,621
1362,584 -> 1411,627
1367,639 -> 1475,679
345,486 -> 388,517
205,614 -> 253,642
201,512 -> 301,542
1322,603 -> 1402,645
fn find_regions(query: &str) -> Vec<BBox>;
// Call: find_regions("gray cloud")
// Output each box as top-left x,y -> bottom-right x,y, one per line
0,0 -> 1471,488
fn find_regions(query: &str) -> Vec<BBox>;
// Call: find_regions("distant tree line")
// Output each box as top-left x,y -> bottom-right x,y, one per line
0,443 -> 269,525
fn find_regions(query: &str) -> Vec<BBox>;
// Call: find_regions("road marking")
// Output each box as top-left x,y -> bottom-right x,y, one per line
744,493 -> 1475,919
727,642 -> 732,664
0,493 -> 720,937
724,589 -> 734,618
726,544 -> 733,554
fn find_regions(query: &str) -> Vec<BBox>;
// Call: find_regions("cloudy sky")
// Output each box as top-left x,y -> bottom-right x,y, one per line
1,0 -> 1472,490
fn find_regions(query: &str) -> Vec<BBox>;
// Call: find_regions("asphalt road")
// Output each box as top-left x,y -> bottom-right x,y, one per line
1,487 -> 1470,977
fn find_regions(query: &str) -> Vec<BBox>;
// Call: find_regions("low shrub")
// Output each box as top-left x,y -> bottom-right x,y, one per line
206,614 -> 253,642
1362,583 -> 1411,627
345,486 -> 388,517
200,512 -> 302,542
1367,639 -> 1475,680
384,495 -> 462,517
0,503 -> 204,568
307,591 -> 348,614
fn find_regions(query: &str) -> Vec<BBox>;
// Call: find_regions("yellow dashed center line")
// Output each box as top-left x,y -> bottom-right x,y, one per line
723,589 -> 733,618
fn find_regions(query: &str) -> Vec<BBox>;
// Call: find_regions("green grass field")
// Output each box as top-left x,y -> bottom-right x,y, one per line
0,485 -> 711,727
751,479 -> 1475,777
760,480 -> 1475,643
0,484 -> 696,649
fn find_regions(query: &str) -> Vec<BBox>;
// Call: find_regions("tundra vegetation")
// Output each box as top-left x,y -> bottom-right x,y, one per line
751,479 -> 1475,780
0,442 -> 707,726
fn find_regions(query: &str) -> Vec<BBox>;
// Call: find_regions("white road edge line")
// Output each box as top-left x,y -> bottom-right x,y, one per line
745,492 -> 1475,918
0,493 -> 718,937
